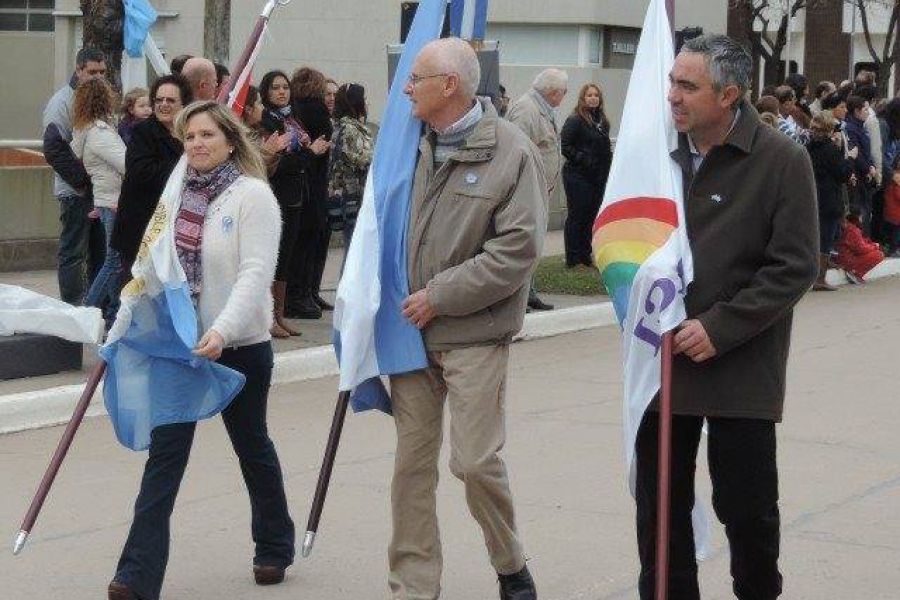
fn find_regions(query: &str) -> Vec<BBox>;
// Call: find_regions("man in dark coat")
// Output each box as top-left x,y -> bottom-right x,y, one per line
634,35 -> 818,600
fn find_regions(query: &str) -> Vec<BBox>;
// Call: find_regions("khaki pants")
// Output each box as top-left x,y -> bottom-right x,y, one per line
388,344 -> 525,600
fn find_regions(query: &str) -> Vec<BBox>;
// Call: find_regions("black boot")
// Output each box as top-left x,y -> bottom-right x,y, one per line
313,292 -> 334,311
527,295 -> 554,311
285,292 -> 322,319
498,565 -> 536,600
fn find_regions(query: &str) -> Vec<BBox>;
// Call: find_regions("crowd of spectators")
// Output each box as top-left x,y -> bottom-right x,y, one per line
755,70 -> 900,288
44,49 -> 376,337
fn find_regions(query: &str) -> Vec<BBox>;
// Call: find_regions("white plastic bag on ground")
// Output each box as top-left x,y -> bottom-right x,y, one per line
0,285 -> 103,344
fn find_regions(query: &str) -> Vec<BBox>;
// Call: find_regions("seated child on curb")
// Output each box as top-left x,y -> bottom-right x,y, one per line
836,207 -> 885,282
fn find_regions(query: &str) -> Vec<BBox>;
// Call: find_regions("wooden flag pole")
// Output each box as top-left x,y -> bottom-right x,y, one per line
301,390 -> 352,558
13,361 -> 107,555
657,4 -> 675,599
656,332 -> 675,600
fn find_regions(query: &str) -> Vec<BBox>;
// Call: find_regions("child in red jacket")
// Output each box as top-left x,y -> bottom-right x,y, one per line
836,208 -> 885,282
883,161 -> 900,255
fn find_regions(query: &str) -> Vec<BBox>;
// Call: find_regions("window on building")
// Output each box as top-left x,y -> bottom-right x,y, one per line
486,23 -> 581,66
604,26 -> 641,70
0,0 -> 54,33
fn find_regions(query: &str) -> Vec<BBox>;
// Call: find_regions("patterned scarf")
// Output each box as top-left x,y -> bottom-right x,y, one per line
175,160 -> 241,297
268,106 -> 310,152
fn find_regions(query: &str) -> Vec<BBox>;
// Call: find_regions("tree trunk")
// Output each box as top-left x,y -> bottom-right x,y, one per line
204,0 -> 232,65
80,0 -> 124,91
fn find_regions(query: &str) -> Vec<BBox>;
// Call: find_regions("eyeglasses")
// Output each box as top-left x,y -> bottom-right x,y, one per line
407,72 -> 452,86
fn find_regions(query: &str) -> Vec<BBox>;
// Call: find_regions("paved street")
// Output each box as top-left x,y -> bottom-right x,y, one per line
1,277 -> 899,599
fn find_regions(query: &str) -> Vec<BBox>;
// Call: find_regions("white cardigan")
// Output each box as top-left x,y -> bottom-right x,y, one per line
70,120 -> 126,208
198,175 -> 281,348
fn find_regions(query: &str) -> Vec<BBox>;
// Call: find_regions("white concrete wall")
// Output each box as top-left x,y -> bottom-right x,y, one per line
8,0 -> 726,141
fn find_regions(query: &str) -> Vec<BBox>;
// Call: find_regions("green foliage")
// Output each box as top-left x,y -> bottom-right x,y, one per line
533,255 -> 607,296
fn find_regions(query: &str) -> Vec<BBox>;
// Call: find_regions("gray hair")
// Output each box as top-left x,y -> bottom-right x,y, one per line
681,34 -> 751,97
532,68 -> 569,95
423,37 -> 481,98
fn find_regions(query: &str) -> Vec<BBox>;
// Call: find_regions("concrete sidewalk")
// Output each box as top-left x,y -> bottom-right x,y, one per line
0,277 -> 898,599
3,230 -> 900,436
0,229 -> 590,393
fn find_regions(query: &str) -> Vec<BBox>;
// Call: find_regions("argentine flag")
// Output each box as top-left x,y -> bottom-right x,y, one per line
332,0 -> 452,412
449,0 -> 488,40
100,157 -> 245,451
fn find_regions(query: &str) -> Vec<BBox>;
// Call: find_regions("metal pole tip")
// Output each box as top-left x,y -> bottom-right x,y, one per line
301,531 -> 316,558
12,530 -> 28,556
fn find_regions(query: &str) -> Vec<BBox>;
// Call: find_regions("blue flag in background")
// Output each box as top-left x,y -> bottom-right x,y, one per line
449,0 -> 488,40
332,0 -> 451,413
123,0 -> 158,58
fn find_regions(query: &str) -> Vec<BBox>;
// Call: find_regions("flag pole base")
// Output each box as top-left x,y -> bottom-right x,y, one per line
12,530 -> 28,556
301,531 -> 316,558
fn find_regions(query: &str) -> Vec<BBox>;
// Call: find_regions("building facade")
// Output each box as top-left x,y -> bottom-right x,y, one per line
2,0 -> 729,143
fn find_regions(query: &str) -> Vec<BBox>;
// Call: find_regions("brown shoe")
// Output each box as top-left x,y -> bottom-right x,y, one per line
813,254 -> 838,291
272,281 -> 302,336
108,580 -> 138,600
253,564 -> 286,585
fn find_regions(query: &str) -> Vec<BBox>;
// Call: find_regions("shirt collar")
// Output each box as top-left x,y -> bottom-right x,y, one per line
687,107 -> 742,159
435,100 -> 483,137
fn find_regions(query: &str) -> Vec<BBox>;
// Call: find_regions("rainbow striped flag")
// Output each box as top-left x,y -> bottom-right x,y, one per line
591,0 -> 694,491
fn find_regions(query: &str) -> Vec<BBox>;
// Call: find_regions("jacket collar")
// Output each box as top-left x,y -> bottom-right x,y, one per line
672,99 -> 758,164
422,98 -> 499,163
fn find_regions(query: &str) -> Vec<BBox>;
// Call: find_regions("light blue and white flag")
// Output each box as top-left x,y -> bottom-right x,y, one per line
449,0 -> 488,40
332,0 -> 451,413
100,158 -> 245,451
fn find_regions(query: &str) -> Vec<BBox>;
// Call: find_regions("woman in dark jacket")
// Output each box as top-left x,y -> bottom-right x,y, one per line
560,83 -> 612,267
111,74 -> 192,272
286,67 -> 333,319
807,111 -> 854,291
257,70 -> 328,334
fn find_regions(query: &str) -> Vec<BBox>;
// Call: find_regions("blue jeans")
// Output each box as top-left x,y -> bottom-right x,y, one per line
57,194 -> 105,304
84,207 -> 121,321
114,342 -> 295,600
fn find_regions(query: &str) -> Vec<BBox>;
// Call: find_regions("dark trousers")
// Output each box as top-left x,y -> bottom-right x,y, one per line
114,342 -> 295,600
562,169 -> 604,266
57,194 -> 106,304
635,412 -> 782,600
851,183 -> 874,237
275,204 -> 303,282
288,226 -> 330,302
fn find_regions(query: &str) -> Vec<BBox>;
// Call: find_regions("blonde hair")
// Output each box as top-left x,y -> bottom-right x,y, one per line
809,111 -> 837,139
120,86 -> 149,117
174,101 -> 267,180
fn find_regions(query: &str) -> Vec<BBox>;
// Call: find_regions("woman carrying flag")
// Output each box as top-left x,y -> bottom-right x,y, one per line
108,101 -> 295,600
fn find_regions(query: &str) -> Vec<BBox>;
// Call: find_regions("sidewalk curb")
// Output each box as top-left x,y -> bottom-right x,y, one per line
2,259 -> 899,437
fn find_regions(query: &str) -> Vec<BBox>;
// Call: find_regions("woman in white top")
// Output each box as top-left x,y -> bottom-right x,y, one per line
108,101 -> 294,600
71,78 -> 126,322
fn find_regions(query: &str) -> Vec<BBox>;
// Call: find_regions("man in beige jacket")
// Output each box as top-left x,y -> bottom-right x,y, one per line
506,68 -> 568,312
390,37 -> 547,600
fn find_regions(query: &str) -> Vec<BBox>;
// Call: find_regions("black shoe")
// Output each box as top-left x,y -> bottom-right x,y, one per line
253,564 -> 286,585
527,296 -> 554,311
313,293 -> 334,311
285,295 -> 322,319
579,257 -> 594,267
498,565 -> 536,600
